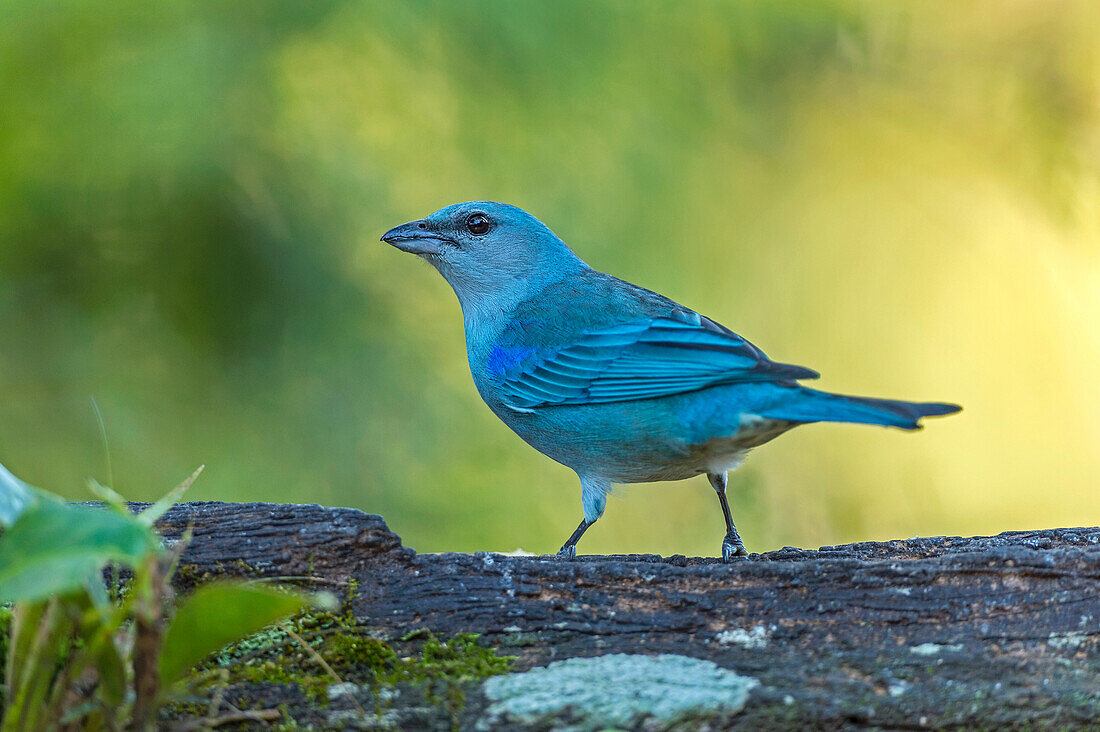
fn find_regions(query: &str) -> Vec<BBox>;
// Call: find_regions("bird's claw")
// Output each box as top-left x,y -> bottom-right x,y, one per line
556,544 -> 577,560
722,533 -> 748,562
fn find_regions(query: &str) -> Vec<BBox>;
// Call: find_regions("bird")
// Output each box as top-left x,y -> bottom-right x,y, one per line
381,202 -> 960,561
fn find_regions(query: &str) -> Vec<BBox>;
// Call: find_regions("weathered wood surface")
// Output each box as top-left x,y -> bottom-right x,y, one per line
152,501 -> 1100,729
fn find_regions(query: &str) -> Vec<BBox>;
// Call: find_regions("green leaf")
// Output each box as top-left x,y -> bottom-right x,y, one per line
0,462 -> 53,529
138,465 -> 204,528
1,597 -> 73,732
5,600 -> 48,697
91,638 -> 126,709
159,583 -> 311,688
86,479 -> 128,513
0,500 -> 157,603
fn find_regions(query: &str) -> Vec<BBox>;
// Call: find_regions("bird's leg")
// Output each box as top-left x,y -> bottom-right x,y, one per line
556,519 -> 593,560
708,472 -> 748,561
556,475 -> 609,560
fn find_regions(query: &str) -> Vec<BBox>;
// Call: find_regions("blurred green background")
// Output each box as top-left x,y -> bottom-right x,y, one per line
1,0 -> 1098,556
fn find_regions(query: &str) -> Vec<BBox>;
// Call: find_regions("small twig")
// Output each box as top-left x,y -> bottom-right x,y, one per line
202,668 -> 228,727
202,624 -> 369,671
171,708 -> 281,731
256,575 -> 351,587
284,624 -> 366,718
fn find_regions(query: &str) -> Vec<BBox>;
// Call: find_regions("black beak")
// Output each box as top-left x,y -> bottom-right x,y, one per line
381,220 -> 451,255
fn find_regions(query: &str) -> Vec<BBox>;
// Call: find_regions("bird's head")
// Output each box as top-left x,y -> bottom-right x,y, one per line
382,202 -> 583,315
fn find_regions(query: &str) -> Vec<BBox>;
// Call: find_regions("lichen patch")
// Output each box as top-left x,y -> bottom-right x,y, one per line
716,625 -> 770,649
480,653 -> 758,730
910,642 -> 963,656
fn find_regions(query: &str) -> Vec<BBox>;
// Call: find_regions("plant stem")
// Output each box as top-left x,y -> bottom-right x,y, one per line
284,624 -> 366,718
130,556 -> 164,731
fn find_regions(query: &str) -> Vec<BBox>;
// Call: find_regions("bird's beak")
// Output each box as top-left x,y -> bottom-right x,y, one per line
380,220 -> 451,255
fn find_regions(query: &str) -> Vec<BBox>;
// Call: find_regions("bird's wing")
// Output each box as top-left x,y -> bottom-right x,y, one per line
497,311 -> 819,410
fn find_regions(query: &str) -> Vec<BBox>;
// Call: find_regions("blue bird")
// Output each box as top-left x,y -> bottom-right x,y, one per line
382,202 -> 960,560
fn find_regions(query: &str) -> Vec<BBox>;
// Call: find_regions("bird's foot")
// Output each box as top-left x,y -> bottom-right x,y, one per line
722,531 -> 748,562
556,544 -> 577,560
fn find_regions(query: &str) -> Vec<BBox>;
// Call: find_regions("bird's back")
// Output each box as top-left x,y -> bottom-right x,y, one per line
493,267 -> 757,355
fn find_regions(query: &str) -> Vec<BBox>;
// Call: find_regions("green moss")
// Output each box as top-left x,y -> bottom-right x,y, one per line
173,560 -> 261,591
397,632 -> 515,685
171,563 -> 216,589
160,700 -> 211,720
322,633 -> 397,676
229,660 -> 330,704
190,593 -> 514,720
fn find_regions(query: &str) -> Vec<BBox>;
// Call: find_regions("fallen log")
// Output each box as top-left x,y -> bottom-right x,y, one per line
151,501 -> 1100,730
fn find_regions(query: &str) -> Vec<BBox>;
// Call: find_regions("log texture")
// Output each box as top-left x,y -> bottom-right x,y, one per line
151,501 -> 1100,729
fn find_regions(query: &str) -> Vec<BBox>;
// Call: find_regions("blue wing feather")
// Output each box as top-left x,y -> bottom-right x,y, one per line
499,316 -> 819,409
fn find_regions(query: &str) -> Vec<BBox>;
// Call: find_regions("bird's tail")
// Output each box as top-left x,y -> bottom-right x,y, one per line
756,386 -> 961,430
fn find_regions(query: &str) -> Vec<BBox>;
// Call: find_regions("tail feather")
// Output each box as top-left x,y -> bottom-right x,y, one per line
757,387 -> 961,430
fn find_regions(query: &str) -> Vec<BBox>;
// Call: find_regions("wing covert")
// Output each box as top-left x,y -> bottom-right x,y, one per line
499,316 -> 819,410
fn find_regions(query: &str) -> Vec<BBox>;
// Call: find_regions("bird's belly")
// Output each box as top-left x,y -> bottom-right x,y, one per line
487,388 -> 796,484
608,416 -> 794,482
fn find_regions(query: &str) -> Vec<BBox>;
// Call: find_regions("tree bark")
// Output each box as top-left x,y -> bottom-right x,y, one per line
151,501 -> 1100,729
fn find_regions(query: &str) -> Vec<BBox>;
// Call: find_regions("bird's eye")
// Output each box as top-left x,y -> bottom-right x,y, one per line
465,213 -> 491,236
